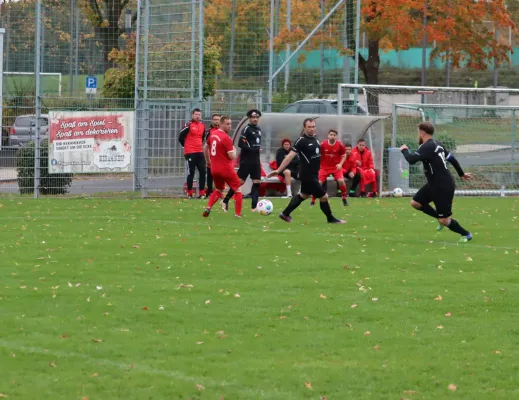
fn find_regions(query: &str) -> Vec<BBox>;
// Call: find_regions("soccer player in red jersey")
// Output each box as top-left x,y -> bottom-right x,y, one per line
204,113 -> 221,197
351,138 -> 378,197
178,108 -> 207,198
202,116 -> 243,218
342,142 -> 361,194
311,129 -> 348,207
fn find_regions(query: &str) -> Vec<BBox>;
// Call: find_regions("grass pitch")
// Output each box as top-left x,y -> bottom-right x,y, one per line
0,197 -> 518,399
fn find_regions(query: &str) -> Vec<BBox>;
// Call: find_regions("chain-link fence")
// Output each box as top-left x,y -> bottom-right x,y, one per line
1,0 -> 518,197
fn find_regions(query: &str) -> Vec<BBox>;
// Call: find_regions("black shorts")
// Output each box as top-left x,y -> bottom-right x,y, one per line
413,183 -> 454,218
237,162 -> 261,181
300,176 -> 327,198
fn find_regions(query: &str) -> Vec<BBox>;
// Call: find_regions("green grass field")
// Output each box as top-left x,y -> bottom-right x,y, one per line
1,197 -> 518,399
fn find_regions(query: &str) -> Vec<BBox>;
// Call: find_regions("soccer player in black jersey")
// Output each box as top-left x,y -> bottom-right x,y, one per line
221,109 -> 263,212
267,118 -> 345,224
400,122 -> 473,242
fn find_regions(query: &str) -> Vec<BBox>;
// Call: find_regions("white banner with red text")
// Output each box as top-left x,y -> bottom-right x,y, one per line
48,111 -> 135,174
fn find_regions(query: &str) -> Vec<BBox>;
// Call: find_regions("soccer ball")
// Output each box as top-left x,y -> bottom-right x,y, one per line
393,187 -> 404,197
257,199 -> 274,216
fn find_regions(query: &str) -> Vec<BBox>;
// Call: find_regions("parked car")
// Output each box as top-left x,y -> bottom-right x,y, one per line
280,99 -> 368,115
8,114 -> 49,147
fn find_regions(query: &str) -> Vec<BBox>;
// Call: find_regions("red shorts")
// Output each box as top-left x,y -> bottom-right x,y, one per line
212,170 -> 242,192
359,169 -> 376,183
318,168 -> 343,182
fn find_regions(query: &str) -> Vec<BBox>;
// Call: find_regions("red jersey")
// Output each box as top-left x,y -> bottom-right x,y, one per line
207,129 -> 235,173
352,146 -> 374,170
320,140 -> 346,170
342,153 -> 358,175
179,120 -> 206,154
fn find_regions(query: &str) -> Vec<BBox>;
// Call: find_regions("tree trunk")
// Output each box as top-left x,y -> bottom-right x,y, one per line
361,38 -> 380,114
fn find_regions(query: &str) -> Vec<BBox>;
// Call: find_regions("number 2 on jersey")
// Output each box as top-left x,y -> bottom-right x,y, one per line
211,140 -> 217,156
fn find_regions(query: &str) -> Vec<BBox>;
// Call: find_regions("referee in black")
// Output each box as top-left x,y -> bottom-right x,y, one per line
401,121 -> 473,242
268,118 -> 345,224
222,109 -> 263,211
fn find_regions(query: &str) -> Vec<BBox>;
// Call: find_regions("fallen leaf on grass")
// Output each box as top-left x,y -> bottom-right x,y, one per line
132,245 -> 140,249
492,350 -> 501,354
434,295 -> 443,301
142,306 -> 149,311
351,304 -> 358,309
196,384 -> 205,391
373,345 -> 381,351
404,390 -> 417,395
364,331 -> 371,336
196,341 -> 204,345
91,373 -> 99,377
0,394 -> 8,398
445,312 -> 452,317
92,339 -> 104,343
448,384 -> 457,391
304,382 -> 312,389
60,334 -> 68,339
160,253 -> 167,257
319,294 -> 327,299
234,293 -> 240,298
205,300 -> 211,305
436,325 -> 444,329
48,361 -> 57,367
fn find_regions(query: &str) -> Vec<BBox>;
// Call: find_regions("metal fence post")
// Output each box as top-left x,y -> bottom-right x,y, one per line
34,0 -> 42,198
0,28 -> 5,151
512,109 -> 516,184
391,103 -> 398,148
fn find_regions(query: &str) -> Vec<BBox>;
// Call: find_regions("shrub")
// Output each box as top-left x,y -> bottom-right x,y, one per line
16,139 -> 73,195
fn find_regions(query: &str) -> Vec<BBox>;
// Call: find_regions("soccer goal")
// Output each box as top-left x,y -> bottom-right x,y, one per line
390,103 -> 519,196
337,83 -> 519,116
3,72 -> 62,96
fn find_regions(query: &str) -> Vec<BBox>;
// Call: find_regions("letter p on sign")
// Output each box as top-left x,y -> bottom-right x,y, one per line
86,76 -> 97,94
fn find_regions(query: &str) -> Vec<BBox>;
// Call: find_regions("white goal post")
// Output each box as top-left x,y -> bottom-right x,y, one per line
3,72 -> 62,97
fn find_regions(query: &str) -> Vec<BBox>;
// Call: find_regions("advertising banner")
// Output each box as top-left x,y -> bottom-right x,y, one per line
48,111 -> 134,174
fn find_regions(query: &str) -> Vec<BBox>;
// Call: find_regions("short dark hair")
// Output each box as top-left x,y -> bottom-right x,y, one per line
303,118 -> 315,127
357,138 -> 366,144
344,142 -> 352,148
220,115 -> 231,124
211,113 -> 221,119
192,108 -> 202,114
418,121 -> 435,135
328,129 -> 338,135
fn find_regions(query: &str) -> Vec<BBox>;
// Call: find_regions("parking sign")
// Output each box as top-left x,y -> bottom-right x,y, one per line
86,76 -> 97,94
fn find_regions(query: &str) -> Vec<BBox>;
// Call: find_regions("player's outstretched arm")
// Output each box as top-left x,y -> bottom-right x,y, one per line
267,151 -> 297,177
446,153 -> 469,179
400,145 -> 423,165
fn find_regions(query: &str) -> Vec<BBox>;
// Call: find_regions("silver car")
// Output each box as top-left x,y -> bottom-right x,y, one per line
8,114 -> 49,146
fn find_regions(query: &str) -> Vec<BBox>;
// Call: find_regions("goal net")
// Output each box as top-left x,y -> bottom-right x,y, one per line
390,103 -> 519,196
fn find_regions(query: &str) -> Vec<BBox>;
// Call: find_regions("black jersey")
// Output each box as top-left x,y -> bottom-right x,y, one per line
401,138 -> 464,186
238,123 -> 262,164
292,134 -> 321,177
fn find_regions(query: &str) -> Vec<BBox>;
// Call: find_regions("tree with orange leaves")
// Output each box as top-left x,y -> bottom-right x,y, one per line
359,0 -> 515,86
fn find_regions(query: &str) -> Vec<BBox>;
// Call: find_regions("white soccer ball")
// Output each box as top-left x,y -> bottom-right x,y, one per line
257,199 -> 274,216
393,187 -> 404,197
